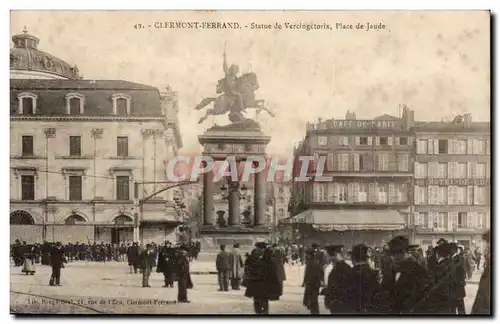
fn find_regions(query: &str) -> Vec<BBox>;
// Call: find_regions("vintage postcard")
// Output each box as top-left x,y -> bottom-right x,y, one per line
9,10 -> 490,315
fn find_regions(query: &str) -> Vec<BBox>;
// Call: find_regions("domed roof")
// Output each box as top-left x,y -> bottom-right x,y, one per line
10,27 -> 82,80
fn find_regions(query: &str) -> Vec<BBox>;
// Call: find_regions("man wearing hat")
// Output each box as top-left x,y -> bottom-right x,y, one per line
323,245 -> 353,314
229,243 -> 244,290
424,242 -> 457,313
176,245 -> 193,303
302,243 -> 325,314
157,241 -> 175,288
472,230 -> 490,314
216,244 -> 231,292
139,243 -> 156,288
449,242 -> 466,314
243,241 -> 281,314
384,236 -> 432,313
345,243 -> 382,313
49,242 -> 65,286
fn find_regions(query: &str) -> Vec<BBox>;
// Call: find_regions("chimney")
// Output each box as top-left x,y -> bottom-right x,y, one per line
463,113 -> 472,128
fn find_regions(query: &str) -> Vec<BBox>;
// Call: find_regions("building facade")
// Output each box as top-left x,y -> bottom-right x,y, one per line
10,29 -> 183,244
288,109 -> 413,246
411,114 -> 490,250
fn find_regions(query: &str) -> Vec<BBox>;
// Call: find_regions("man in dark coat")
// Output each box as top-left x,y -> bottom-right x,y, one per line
472,230 -> 491,314
383,236 -> 432,314
176,245 -> 193,303
229,243 -> 244,290
127,242 -> 140,274
243,242 -> 282,314
157,241 -> 175,288
302,243 -> 325,314
139,244 -> 156,287
216,244 -> 231,292
450,243 -> 467,314
346,244 -> 382,314
323,245 -> 353,314
270,244 -> 286,293
49,242 -> 65,286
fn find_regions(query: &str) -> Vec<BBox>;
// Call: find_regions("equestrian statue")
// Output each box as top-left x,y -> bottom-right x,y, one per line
195,46 -> 275,125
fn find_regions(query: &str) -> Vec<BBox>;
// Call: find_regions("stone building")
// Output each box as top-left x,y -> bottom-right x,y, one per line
9,29 -> 182,244
411,114 -> 490,250
287,108 -> 414,246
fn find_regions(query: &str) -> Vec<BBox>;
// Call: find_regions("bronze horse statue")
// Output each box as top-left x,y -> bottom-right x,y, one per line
195,72 -> 275,124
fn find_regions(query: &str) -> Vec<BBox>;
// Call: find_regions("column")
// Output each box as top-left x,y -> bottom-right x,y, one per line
203,164 -> 215,226
254,163 -> 266,226
228,181 -> 241,226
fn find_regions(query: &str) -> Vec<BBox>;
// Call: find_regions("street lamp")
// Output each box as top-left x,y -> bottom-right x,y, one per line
220,182 -> 248,199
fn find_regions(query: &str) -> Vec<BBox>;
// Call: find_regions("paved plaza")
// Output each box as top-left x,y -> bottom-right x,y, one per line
10,261 -> 482,315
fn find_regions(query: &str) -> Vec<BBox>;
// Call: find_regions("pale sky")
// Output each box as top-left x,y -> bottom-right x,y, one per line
10,11 -> 490,156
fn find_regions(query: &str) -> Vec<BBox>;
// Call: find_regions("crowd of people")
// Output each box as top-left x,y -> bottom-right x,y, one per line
11,231 -> 490,315
212,233 -> 490,315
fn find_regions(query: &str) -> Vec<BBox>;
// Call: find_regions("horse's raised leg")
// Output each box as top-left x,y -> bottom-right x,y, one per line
198,109 -> 214,124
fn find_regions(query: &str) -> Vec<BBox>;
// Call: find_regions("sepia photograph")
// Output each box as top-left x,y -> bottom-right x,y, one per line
8,10 -> 491,315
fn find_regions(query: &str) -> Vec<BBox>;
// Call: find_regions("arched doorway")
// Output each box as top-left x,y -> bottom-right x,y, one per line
65,214 -> 86,225
10,211 -> 35,225
111,215 -> 134,245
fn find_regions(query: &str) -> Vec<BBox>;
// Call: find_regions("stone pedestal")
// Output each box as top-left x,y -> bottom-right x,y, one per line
198,121 -> 271,243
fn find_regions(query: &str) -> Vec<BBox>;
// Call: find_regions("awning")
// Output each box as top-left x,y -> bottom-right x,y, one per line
289,209 -> 406,231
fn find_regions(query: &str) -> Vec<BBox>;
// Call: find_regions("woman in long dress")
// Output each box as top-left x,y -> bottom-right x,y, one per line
21,245 -> 36,275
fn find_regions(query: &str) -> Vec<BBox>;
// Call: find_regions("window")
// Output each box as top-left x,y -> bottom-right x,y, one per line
438,139 -> 448,154
458,212 -> 467,228
65,93 -> 85,115
69,175 -> 82,201
399,137 -> 408,145
17,92 -> 38,115
455,140 -> 467,154
21,136 -> 34,156
339,136 -> 348,146
434,212 -> 447,229
336,183 -> 347,203
415,162 -> 427,178
475,163 -> 486,179
317,136 -> 327,146
21,175 -> 35,200
326,153 -> 334,171
117,137 -> 129,157
69,136 -> 81,156
359,137 -> 368,145
357,183 -> 368,202
414,186 -> 427,204
313,183 -> 327,202
116,176 -> 130,200
477,212 -> 486,229
398,154 -> 409,172
112,94 -> 131,116
277,209 -> 285,218
474,187 -> 487,205
336,153 -> 349,171
379,137 -> 388,145
278,186 -> 284,194
473,140 -> 486,155
437,163 -> 447,178
449,186 -> 467,205
429,186 -> 447,205
377,154 -> 389,171
417,139 -> 427,154
377,184 -> 388,203
457,163 -> 467,178
417,212 -> 429,228
278,196 -> 285,204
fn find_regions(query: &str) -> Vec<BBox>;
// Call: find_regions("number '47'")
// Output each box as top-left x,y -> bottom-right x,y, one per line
134,24 -> 143,30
